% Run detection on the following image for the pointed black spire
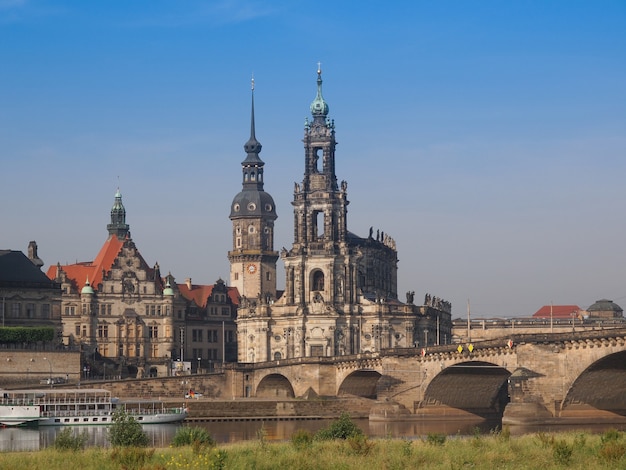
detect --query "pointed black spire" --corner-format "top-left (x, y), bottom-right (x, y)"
top-left (243, 76), bottom-right (263, 161)
top-left (240, 76), bottom-right (265, 190)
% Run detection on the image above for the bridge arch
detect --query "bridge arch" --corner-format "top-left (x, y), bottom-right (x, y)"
top-left (561, 350), bottom-right (626, 416)
top-left (424, 361), bottom-right (511, 417)
top-left (338, 370), bottom-right (382, 398)
top-left (256, 373), bottom-right (295, 398)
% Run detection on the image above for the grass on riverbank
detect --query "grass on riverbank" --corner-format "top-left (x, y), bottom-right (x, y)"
top-left (1, 430), bottom-right (626, 469)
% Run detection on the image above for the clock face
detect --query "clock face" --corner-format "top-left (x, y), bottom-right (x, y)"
top-left (247, 264), bottom-right (257, 274)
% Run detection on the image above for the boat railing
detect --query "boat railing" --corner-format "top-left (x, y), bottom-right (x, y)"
top-left (0, 398), bottom-right (35, 406)
top-left (41, 409), bottom-right (114, 418)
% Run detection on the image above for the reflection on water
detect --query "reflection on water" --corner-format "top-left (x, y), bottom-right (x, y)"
top-left (0, 427), bottom-right (41, 452)
top-left (2, 419), bottom-right (626, 452)
top-left (0, 424), bottom-right (183, 452)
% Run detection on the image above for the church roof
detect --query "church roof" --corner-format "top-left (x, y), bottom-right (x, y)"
top-left (45, 235), bottom-right (126, 291)
top-left (532, 304), bottom-right (581, 319)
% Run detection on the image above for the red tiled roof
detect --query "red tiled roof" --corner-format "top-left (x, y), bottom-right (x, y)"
top-left (227, 287), bottom-right (240, 305)
top-left (177, 283), bottom-right (214, 308)
top-left (532, 305), bottom-right (581, 319)
top-left (46, 235), bottom-right (125, 291)
top-left (177, 283), bottom-right (240, 308)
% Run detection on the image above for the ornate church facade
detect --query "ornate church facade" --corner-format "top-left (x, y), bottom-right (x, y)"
top-left (233, 69), bottom-right (452, 363)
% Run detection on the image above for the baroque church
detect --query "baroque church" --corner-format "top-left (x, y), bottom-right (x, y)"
top-left (232, 69), bottom-right (452, 363)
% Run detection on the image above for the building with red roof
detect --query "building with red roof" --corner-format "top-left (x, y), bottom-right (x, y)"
top-left (47, 190), bottom-right (239, 378)
top-left (532, 305), bottom-right (581, 319)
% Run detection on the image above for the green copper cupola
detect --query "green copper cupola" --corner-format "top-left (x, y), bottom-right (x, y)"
top-left (107, 188), bottom-right (130, 239)
top-left (310, 64), bottom-right (329, 119)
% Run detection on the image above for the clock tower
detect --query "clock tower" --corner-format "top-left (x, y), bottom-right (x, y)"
top-left (228, 79), bottom-right (278, 300)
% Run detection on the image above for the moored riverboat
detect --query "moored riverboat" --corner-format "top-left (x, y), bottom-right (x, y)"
top-left (0, 389), bottom-right (187, 426)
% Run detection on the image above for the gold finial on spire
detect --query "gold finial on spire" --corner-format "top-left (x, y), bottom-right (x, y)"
top-left (317, 61), bottom-right (321, 74)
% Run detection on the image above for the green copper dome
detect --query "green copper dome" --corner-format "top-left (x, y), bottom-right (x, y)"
top-left (81, 278), bottom-right (95, 295)
top-left (310, 67), bottom-right (329, 117)
top-left (163, 280), bottom-right (174, 297)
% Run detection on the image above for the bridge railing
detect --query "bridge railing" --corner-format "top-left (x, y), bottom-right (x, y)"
top-left (231, 351), bottom-right (380, 370)
top-left (383, 327), bottom-right (626, 358)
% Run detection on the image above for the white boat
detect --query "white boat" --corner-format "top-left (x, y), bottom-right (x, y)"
top-left (0, 389), bottom-right (188, 426)
top-left (0, 391), bottom-right (40, 426)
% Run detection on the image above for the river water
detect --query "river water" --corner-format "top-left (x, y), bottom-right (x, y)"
top-left (2, 418), bottom-right (626, 452)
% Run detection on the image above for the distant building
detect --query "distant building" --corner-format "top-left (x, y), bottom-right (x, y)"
top-left (233, 70), bottom-right (452, 363)
top-left (177, 278), bottom-right (239, 368)
top-left (0, 244), bottom-right (62, 335)
top-left (532, 304), bottom-right (582, 320)
top-left (586, 299), bottom-right (623, 319)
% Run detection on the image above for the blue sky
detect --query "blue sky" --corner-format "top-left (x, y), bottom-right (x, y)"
top-left (1, 0), bottom-right (625, 318)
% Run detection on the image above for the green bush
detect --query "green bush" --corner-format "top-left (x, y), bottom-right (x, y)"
top-left (600, 428), bottom-right (622, 444)
top-left (291, 429), bottom-right (313, 449)
top-left (552, 439), bottom-right (573, 465)
top-left (53, 427), bottom-right (88, 451)
top-left (108, 409), bottom-right (149, 447)
top-left (425, 433), bottom-right (447, 446)
top-left (171, 426), bottom-right (215, 449)
top-left (315, 413), bottom-right (363, 440)
top-left (0, 326), bottom-right (54, 343)
top-left (574, 432), bottom-right (587, 449)
top-left (401, 438), bottom-right (412, 456)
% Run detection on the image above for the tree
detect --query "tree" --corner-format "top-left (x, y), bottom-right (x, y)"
top-left (108, 408), bottom-right (149, 447)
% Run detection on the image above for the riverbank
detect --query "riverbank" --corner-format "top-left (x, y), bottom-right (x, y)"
top-left (1, 430), bottom-right (625, 469)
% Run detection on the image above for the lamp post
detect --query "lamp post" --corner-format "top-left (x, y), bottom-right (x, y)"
top-left (179, 327), bottom-right (184, 363)
top-left (42, 357), bottom-right (52, 388)
top-left (197, 357), bottom-right (201, 374)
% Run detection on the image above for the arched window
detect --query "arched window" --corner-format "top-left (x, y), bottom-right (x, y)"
top-left (313, 147), bottom-right (322, 172)
top-left (313, 270), bottom-right (324, 291)
top-left (273, 351), bottom-right (282, 361)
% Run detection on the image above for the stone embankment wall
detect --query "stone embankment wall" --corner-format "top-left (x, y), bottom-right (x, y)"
top-left (170, 397), bottom-right (375, 420)
top-left (92, 372), bottom-right (232, 400)
top-left (0, 351), bottom-right (80, 387)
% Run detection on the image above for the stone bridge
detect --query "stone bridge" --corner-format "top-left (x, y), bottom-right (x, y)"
top-left (234, 328), bottom-right (626, 423)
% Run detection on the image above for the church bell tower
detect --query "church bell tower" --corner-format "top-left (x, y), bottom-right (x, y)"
top-left (282, 66), bottom-right (356, 310)
top-left (228, 78), bottom-right (278, 300)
